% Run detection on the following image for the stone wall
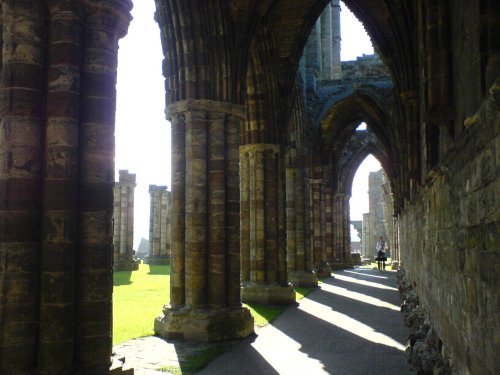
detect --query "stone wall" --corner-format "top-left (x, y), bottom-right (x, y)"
top-left (399, 88), bottom-right (499, 374)
top-left (340, 54), bottom-right (390, 80)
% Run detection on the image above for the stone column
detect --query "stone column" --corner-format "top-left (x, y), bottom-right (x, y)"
top-left (148, 185), bottom-right (171, 265)
top-left (0, 1), bottom-right (133, 373)
top-left (342, 193), bottom-right (352, 265)
top-left (310, 179), bottom-right (331, 278)
top-left (333, 192), bottom-right (352, 267)
top-left (324, 186), bottom-right (334, 263)
top-left (362, 213), bottom-right (371, 258)
top-left (320, 5), bottom-right (333, 80)
top-left (76, 2), bottom-right (132, 371)
top-left (113, 170), bottom-right (137, 271)
top-left (331, 0), bottom-right (342, 79)
top-left (285, 150), bottom-right (318, 287)
top-left (240, 144), bottom-right (296, 304)
top-left (154, 100), bottom-right (254, 342)
top-left (0, 2), bottom-right (45, 372)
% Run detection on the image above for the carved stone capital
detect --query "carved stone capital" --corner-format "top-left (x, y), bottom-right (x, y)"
top-left (167, 99), bottom-right (246, 122)
top-left (239, 143), bottom-right (280, 159)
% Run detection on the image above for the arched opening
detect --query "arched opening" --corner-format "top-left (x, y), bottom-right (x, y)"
top-left (349, 154), bottom-right (381, 258)
top-left (112, 1), bottom-right (171, 346)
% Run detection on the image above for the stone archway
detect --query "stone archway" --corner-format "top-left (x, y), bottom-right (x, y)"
top-left (0, 1), bottom-right (498, 374)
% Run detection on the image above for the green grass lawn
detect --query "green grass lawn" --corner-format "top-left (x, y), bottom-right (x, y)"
top-left (113, 265), bottom-right (317, 373)
top-left (113, 264), bottom-right (315, 344)
top-left (113, 263), bottom-right (170, 345)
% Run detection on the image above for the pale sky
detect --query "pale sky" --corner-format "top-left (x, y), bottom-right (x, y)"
top-left (115, 1), bottom-right (378, 248)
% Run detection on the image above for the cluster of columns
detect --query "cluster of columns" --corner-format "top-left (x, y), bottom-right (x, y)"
top-left (113, 170), bottom-right (138, 271)
top-left (154, 105), bottom-right (357, 341)
top-left (148, 185), bottom-right (172, 264)
top-left (239, 144), bottom-right (295, 304)
top-left (285, 150), bottom-right (318, 287)
top-left (0, 0), bottom-right (133, 373)
top-left (154, 100), bottom-right (255, 342)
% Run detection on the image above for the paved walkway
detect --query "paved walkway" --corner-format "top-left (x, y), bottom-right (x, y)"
top-left (114, 267), bottom-right (415, 374)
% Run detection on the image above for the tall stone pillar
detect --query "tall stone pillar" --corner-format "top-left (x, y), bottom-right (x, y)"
top-left (381, 174), bottom-right (395, 258)
top-left (310, 179), bottom-right (332, 277)
top-left (154, 100), bottom-right (254, 341)
top-left (362, 213), bottom-right (371, 258)
top-left (76, 2), bottom-right (132, 371)
top-left (240, 144), bottom-right (296, 304)
top-left (342, 193), bottom-right (352, 264)
top-left (333, 192), bottom-right (352, 267)
top-left (320, 5), bottom-right (333, 80)
top-left (285, 150), bottom-right (318, 287)
top-left (113, 170), bottom-right (137, 271)
top-left (148, 185), bottom-right (171, 265)
top-left (0, 2), bottom-right (45, 372)
top-left (331, 0), bottom-right (342, 79)
top-left (324, 185), bottom-right (334, 263)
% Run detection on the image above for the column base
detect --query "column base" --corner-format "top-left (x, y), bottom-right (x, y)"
top-left (146, 256), bottom-right (170, 265)
top-left (288, 271), bottom-right (318, 288)
top-left (315, 261), bottom-right (332, 279)
top-left (241, 282), bottom-right (296, 305)
top-left (329, 261), bottom-right (355, 271)
top-left (114, 258), bottom-right (139, 272)
top-left (154, 306), bottom-right (254, 342)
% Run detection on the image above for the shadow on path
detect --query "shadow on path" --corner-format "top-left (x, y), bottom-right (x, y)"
top-left (196, 268), bottom-right (414, 375)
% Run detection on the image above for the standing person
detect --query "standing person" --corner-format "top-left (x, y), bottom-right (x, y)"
top-left (375, 236), bottom-right (388, 271)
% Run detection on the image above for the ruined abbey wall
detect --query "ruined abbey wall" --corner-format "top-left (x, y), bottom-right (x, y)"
top-left (399, 70), bottom-right (499, 375)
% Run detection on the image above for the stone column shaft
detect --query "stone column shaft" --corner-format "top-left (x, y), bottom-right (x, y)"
top-left (240, 144), bottom-right (295, 304)
top-left (286, 157), bottom-right (317, 287)
top-left (342, 193), bottom-right (351, 262)
top-left (286, 165), bottom-right (297, 271)
top-left (155, 100), bottom-right (253, 342)
top-left (324, 186), bottom-right (334, 262)
top-left (295, 166), bottom-right (308, 271)
top-left (320, 5), bottom-right (333, 80)
top-left (0, 2), bottom-right (45, 372)
top-left (184, 109), bottom-right (209, 308)
top-left (331, 0), bottom-right (342, 79)
top-left (76, 2), bottom-right (131, 370)
top-left (310, 179), bottom-right (323, 266)
top-left (333, 193), bottom-right (344, 260)
top-left (170, 113), bottom-right (186, 308)
top-left (113, 170), bottom-right (136, 270)
top-left (148, 187), bottom-right (171, 260)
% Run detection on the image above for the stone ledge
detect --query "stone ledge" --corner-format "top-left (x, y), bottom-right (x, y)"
top-left (241, 282), bottom-right (296, 305)
top-left (154, 306), bottom-right (254, 342)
